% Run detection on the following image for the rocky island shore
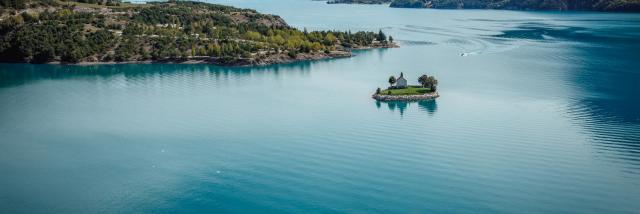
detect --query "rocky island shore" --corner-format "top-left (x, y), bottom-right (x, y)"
top-left (372, 73), bottom-right (439, 101)
top-left (372, 91), bottom-right (439, 101)
top-left (0, 0), bottom-right (397, 66)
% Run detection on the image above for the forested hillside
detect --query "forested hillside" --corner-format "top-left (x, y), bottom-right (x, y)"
top-left (0, 0), bottom-right (394, 65)
top-left (391, 0), bottom-right (640, 11)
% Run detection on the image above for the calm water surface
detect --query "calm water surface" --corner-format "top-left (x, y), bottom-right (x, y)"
top-left (1, 0), bottom-right (639, 213)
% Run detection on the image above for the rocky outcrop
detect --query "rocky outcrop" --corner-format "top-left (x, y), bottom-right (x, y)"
top-left (230, 12), bottom-right (289, 28)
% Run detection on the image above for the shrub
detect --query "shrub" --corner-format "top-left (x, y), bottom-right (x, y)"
top-left (287, 51), bottom-right (297, 58)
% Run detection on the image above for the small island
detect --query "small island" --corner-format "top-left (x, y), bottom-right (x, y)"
top-left (372, 72), bottom-right (439, 101)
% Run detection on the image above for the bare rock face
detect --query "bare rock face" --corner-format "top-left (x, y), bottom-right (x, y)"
top-left (230, 12), bottom-right (289, 28)
top-left (263, 15), bottom-right (289, 28)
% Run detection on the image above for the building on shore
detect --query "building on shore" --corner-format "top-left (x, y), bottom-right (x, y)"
top-left (396, 72), bottom-right (407, 88)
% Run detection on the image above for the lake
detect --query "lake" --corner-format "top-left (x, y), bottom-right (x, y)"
top-left (1, 0), bottom-right (639, 213)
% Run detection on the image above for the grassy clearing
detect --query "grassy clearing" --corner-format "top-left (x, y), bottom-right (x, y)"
top-left (380, 85), bottom-right (432, 95)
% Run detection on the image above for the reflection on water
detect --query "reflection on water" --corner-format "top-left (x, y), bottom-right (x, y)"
top-left (562, 24), bottom-right (640, 168)
top-left (491, 20), bottom-right (640, 169)
top-left (418, 99), bottom-right (437, 115)
top-left (0, 60), bottom-right (330, 89)
top-left (375, 99), bottom-right (437, 116)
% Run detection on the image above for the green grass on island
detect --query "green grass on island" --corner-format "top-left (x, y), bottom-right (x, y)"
top-left (380, 86), bottom-right (432, 95)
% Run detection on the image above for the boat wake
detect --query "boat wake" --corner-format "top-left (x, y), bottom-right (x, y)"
top-left (399, 24), bottom-right (523, 57)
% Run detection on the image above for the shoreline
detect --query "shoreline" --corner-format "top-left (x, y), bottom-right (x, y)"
top-left (372, 92), bottom-right (439, 101)
top-left (324, 0), bottom-right (640, 12)
top-left (3, 45), bottom-right (398, 67)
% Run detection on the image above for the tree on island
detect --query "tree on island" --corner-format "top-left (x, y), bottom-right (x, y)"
top-left (418, 74), bottom-right (438, 91)
top-left (378, 30), bottom-right (387, 43)
top-left (389, 36), bottom-right (394, 44)
top-left (418, 75), bottom-right (429, 87)
top-left (428, 76), bottom-right (438, 91)
top-left (388, 75), bottom-right (396, 88)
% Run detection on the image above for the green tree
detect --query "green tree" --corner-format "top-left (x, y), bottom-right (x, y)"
top-left (0, 0), bottom-right (26, 9)
top-left (388, 75), bottom-right (396, 88)
top-left (418, 74), bottom-right (438, 91)
top-left (418, 74), bottom-right (429, 88)
top-left (61, 47), bottom-right (83, 63)
top-left (33, 47), bottom-right (55, 63)
top-left (427, 76), bottom-right (438, 91)
top-left (377, 30), bottom-right (387, 42)
top-left (287, 50), bottom-right (297, 58)
top-left (323, 32), bottom-right (337, 46)
top-left (207, 43), bottom-right (222, 57)
top-left (244, 31), bottom-right (261, 41)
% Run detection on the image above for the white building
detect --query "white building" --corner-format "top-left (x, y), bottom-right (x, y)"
top-left (396, 72), bottom-right (407, 88)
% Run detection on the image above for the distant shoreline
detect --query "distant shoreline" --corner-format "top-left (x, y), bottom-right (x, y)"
top-left (325, 0), bottom-right (640, 12)
top-left (35, 51), bottom-right (352, 67)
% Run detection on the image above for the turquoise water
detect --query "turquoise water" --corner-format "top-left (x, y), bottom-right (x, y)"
top-left (1, 0), bottom-right (640, 213)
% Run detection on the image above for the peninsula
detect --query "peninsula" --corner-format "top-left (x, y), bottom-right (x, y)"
top-left (0, 0), bottom-right (397, 66)
top-left (327, 0), bottom-right (640, 12)
top-left (372, 72), bottom-right (439, 101)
